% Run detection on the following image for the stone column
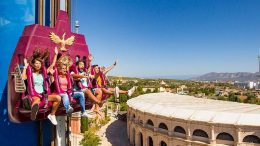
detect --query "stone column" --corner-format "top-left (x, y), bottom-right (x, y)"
top-left (153, 135), bottom-right (159, 146)
top-left (186, 123), bottom-right (191, 140)
top-left (129, 126), bottom-right (133, 145)
top-left (70, 112), bottom-right (81, 134)
top-left (185, 122), bottom-right (192, 146)
top-left (209, 125), bottom-right (216, 145)
top-left (142, 130), bottom-right (147, 146)
top-left (135, 132), bottom-right (139, 146)
top-left (127, 122), bottom-right (130, 139)
top-left (235, 127), bottom-right (242, 146)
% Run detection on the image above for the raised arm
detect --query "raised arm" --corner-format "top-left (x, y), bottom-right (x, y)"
top-left (22, 58), bottom-right (29, 80)
top-left (86, 54), bottom-right (93, 74)
top-left (50, 47), bottom-right (58, 68)
top-left (47, 47), bottom-right (58, 74)
top-left (48, 67), bottom-right (55, 83)
top-left (71, 73), bottom-right (88, 80)
top-left (104, 60), bottom-right (118, 74)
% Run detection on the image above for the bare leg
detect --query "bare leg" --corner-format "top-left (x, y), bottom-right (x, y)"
top-left (94, 89), bottom-right (104, 118)
top-left (95, 88), bottom-right (102, 101)
top-left (108, 87), bottom-right (128, 94)
top-left (84, 89), bottom-right (101, 104)
top-left (32, 96), bottom-right (40, 106)
top-left (48, 94), bottom-right (61, 115)
top-left (84, 88), bottom-right (103, 118)
top-left (31, 96), bottom-right (41, 120)
top-left (94, 105), bottom-right (104, 119)
top-left (90, 104), bottom-right (95, 112)
top-left (101, 88), bottom-right (113, 95)
top-left (119, 90), bottom-right (128, 94)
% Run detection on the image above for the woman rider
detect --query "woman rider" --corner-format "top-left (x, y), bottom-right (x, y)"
top-left (22, 48), bottom-right (61, 125)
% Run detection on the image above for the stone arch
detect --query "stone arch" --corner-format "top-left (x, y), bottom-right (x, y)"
top-left (160, 140), bottom-right (167, 146)
top-left (147, 119), bottom-right (154, 126)
top-left (216, 132), bottom-right (234, 145)
top-left (243, 135), bottom-right (260, 144)
top-left (174, 126), bottom-right (186, 134)
top-left (132, 113), bottom-right (136, 119)
top-left (148, 136), bottom-right (153, 146)
top-left (159, 122), bottom-right (168, 130)
top-left (193, 129), bottom-right (209, 138)
top-left (216, 132), bottom-right (234, 141)
top-left (192, 129), bottom-right (209, 143)
top-left (139, 132), bottom-right (144, 146)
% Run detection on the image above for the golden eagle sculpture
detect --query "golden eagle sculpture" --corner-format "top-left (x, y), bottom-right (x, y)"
top-left (49, 32), bottom-right (75, 51)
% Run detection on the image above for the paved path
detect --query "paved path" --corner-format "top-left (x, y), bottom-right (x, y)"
top-left (97, 116), bottom-right (131, 146)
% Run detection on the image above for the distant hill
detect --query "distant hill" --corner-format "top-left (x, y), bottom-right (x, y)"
top-left (191, 72), bottom-right (259, 82)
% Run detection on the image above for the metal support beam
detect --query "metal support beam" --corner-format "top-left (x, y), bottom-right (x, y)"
top-left (66, 116), bottom-right (71, 146)
top-left (38, 121), bottom-right (43, 146)
top-left (56, 116), bottom-right (66, 146)
top-left (51, 124), bottom-right (56, 146)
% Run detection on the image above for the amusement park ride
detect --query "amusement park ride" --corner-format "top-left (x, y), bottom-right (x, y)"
top-left (8, 10), bottom-right (94, 123)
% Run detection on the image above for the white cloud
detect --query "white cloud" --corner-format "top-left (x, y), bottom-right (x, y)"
top-left (23, 8), bottom-right (34, 22)
top-left (0, 17), bottom-right (10, 27)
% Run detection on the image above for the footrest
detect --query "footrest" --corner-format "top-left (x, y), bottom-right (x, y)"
top-left (18, 108), bottom-right (31, 114)
top-left (19, 107), bottom-right (50, 114)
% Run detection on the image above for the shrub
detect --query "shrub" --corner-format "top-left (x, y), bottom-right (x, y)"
top-left (80, 127), bottom-right (101, 146)
top-left (81, 117), bottom-right (89, 133)
top-left (120, 102), bottom-right (128, 111)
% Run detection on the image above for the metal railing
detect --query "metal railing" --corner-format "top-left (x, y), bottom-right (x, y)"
top-left (11, 64), bottom-right (26, 93)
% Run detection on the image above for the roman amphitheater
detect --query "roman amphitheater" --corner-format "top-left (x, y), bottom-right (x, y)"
top-left (127, 92), bottom-right (260, 146)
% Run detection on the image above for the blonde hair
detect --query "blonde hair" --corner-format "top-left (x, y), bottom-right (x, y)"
top-left (57, 55), bottom-right (73, 68)
top-left (57, 63), bottom-right (67, 72)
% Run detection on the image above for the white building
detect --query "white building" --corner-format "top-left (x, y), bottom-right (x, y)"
top-left (248, 81), bottom-right (256, 89)
top-left (127, 93), bottom-right (260, 146)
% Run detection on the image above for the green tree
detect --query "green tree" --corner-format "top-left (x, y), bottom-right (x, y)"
top-left (153, 88), bottom-right (159, 93)
top-left (244, 92), bottom-right (257, 104)
top-left (81, 117), bottom-right (89, 133)
top-left (120, 102), bottom-right (128, 111)
top-left (120, 94), bottom-right (128, 102)
top-left (228, 93), bottom-right (238, 102)
top-left (80, 128), bottom-right (101, 146)
top-left (146, 89), bottom-right (152, 93)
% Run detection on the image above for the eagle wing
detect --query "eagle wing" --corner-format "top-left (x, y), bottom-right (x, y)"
top-left (49, 32), bottom-right (61, 44)
top-left (65, 35), bottom-right (75, 46)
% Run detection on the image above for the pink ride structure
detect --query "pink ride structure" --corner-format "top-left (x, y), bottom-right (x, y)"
top-left (8, 10), bottom-right (94, 123)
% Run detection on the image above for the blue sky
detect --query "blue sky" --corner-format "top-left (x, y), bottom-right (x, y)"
top-left (75, 0), bottom-right (260, 78)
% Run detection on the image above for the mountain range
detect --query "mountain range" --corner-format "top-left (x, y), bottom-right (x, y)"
top-left (191, 72), bottom-right (259, 82)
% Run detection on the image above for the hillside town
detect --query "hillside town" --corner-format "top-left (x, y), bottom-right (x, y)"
top-left (108, 76), bottom-right (260, 105)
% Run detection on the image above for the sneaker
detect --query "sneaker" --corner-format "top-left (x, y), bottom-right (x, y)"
top-left (67, 106), bottom-right (74, 115)
top-left (127, 87), bottom-right (135, 96)
top-left (114, 86), bottom-right (119, 98)
top-left (81, 111), bottom-right (93, 118)
top-left (31, 103), bottom-right (39, 120)
top-left (47, 114), bottom-right (58, 125)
